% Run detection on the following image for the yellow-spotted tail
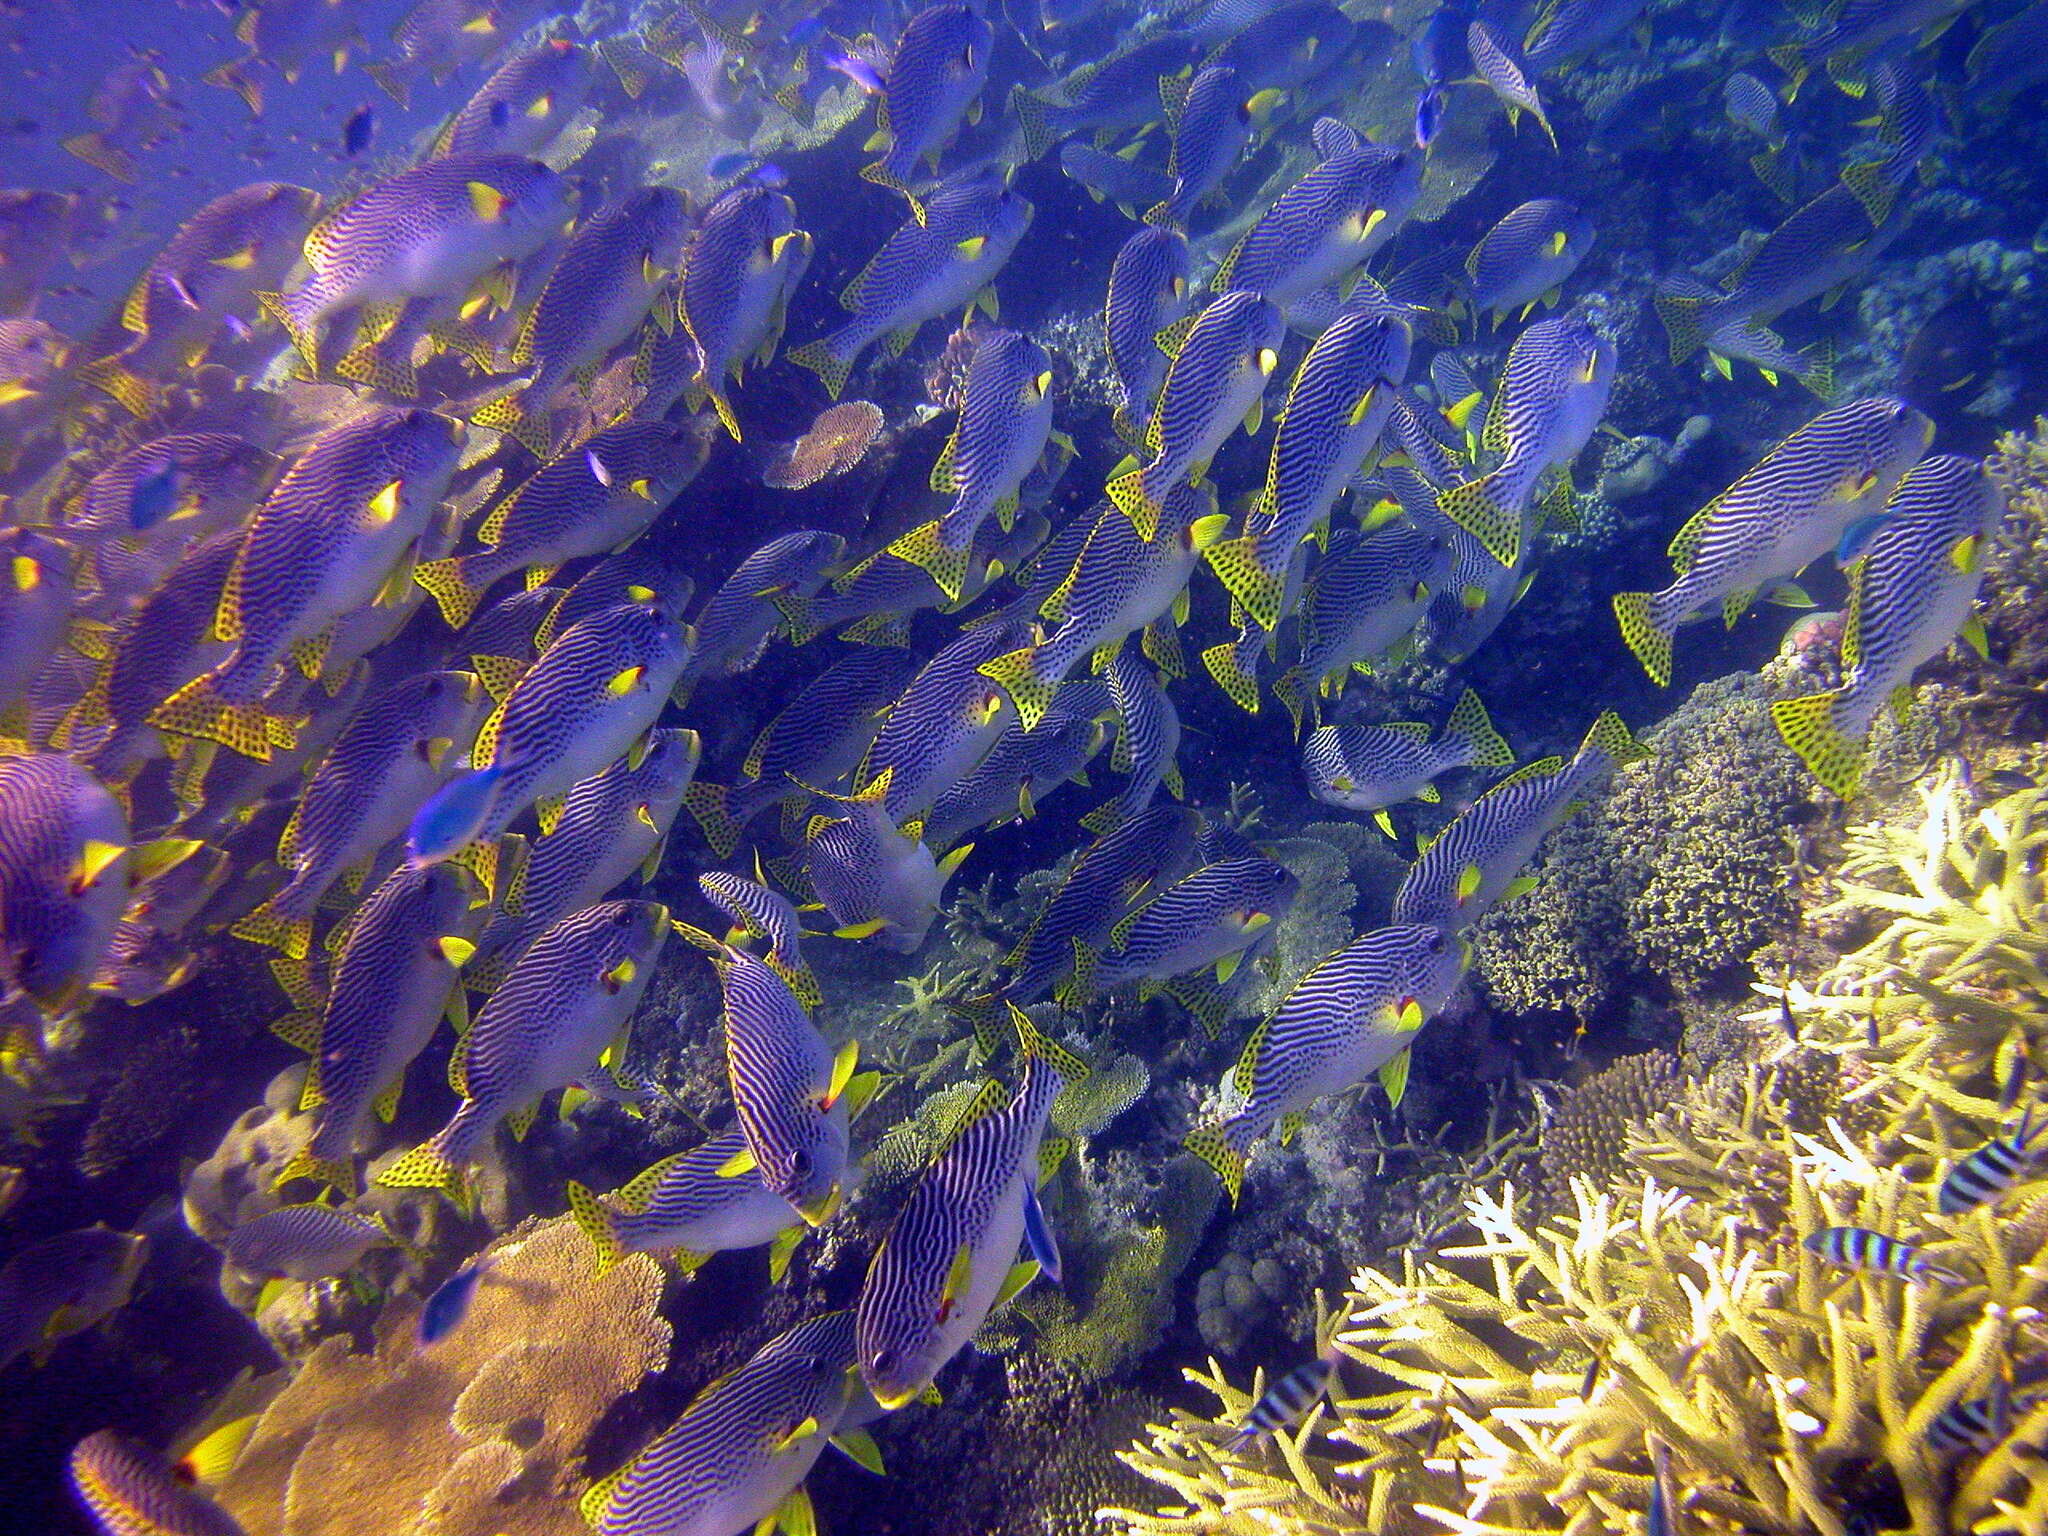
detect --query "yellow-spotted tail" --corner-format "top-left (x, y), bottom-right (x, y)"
top-left (786, 339), bottom-right (852, 401)
top-left (1579, 709), bottom-right (1648, 769)
top-left (1204, 533), bottom-right (1287, 632)
top-left (471, 388), bottom-right (551, 457)
top-left (1651, 286), bottom-right (1711, 365)
top-left (374, 1134), bottom-right (468, 1202)
top-left (76, 355), bottom-right (156, 418)
top-left (272, 1146), bottom-right (358, 1199)
top-left (565, 1179), bottom-right (628, 1275)
top-left (978, 647), bottom-right (1056, 732)
top-left (1610, 591), bottom-right (1674, 687)
top-left (1104, 461), bottom-right (1163, 541)
top-left (886, 519), bottom-right (973, 604)
top-left (1200, 639), bottom-right (1262, 716)
top-left (1183, 1120), bottom-right (1249, 1205)
top-left (412, 556), bottom-right (488, 629)
top-left (1770, 690), bottom-right (1863, 799)
top-left (149, 673), bottom-right (307, 762)
top-left (681, 781), bottom-right (742, 858)
top-left (1445, 688), bottom-right (1514, 769)
top-left (1437, 473), bottom-right (1521, 567)
top-left (230, 898), bottom-right (315, 961)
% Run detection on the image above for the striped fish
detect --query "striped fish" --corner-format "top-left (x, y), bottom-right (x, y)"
top-left (1841, 63), bottom-right (1939, 225)
top-left (1088, 647), bottom-right (1183, 832)
top-left (220, 1202), bottom-right (393, 1282)
top-left (1104, 225), bottom-right (1191, 445)
top-left (406, 598), bottom-right (694, 868)
top-left (149, 408), bottom-right (468, 762)
top-left (0, 1226), bottom-right (148, 1371)
top-left (1466, 19), bottom-right (1556, 148)
top-left (677, 179), bottom-right (813, 441)
top-left (1001, 804), bottom-right (1199, 1005)
top-left (64, 531), bottom-right (240, 787)
top-left (1391, 711), bottom-right (1644, 935)
top-left (1007, 33), bottom-right (1200, 161)
top-left (590, 1310), bottom-right (862, 1536)
top-left (698, 870), bottom-right (818, 1010)
top-left (1613, 398), bottom-right (1933, 686)
top-left (472, 729), bottom-right (701, 986)
top-left (433, 40), bottom-right (592, 160)
top-left (1303, 688), bottom-right (1515, 833)
top-left (1927, 1381), bottom-right (2015, 1457)
top-left (683, 648), bottom-right (917, 858)
top-left (1436, 315), bottom-right (1615, 567)
top-left (1186, 923), bottom-right (1469, 1202)
top-left (1069, 855), bottom-right (1299, 1004)
top-left (861, 620), bottom-right (1033, 822)
top-left (687, 529), bottom-right (845, 681)
top-left (923, 698), bottom-right (1108, 851)
top-left (0, 529), bottom-right (77, 740)
top-left (857, 4), bottom-right (994, 208)
top-left (271, 861), bottom-right (484, 1196)
top-left (786, 173), bottom-right (1032, 401)
top-left (70, 1430), bottom-right (245, 1536)
top-left (472, 186), bottom-right (690, 454)
top-left (1465, 199), bottom-right (1595, 327)
top-left (981, 487), bottom-right (1226, 731)
top-left (567, 1127), bottom-right (807, 1280)
top-left (856, 1008), bottom-right (1085, 1408)
top-left (888, 329), bottom-right (1058, 602)
top-left (233, 670), bottom-right (487, 957)
top-left (71, 432), bottom-right (275, 553)
top-left (1772, 455), bottom-right (1996, 799)
top-left (1214, 122), bottom-right (1420, 313)
top-left (1260, 523), bottom-right (1442, 728)
top-left (803, 771), bottom-right (974, 953)
top-left (1225, 1352), bottom-right (1338, 1451)
top-left (1937, 1111), bottom-right (2046, 1217)
top-left (1148, 64), bottom-right (1267, 229)
top-left (670, 922), bottom-right (856, 1225)
top-left (539, 547), bottom-right (695, 652)
top-left (377, 899), bottom-right (669, 1197)
top-left (0, 756), bottom-right (137, 1019)
top-left (261, 156), bottom-right (569, 374)
top-left (1105, 291), bottom-right (1283, 541)
top-left (780, 509), bottom-right (1048, 647)
top-left (414, 420), bottom-right (706, 628)
top-left (1207, 309), bottom-right (1413, 631)
top-left (1804, 1226), bottom-right (1964, 1285)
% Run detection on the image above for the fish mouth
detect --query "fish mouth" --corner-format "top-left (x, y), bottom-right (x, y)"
top-left (797, 1182), bottom-right (843, 1226)
top-left (870, 1381), bottom-right (921, 1411)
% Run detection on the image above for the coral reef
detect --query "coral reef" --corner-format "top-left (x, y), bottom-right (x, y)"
top-left (1943, 417), bottom-right (2048, 738)
top-left (761, 400), bottom-right (888, 490)
top-left (1534, 1048), bottom-right (1682, 1201)
top-left (210, 1217), bottom-right (670, 1536)
top-left (1472, 671), bottom-right (1818, 1021)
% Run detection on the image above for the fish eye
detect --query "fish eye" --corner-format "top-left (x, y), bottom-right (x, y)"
top-left (1426, 931), bottom-right (1448, 954)
top-left (612, 908), bottom-right (635, 926)
top-left (870, 1347), bottom-right (897, 1375)
top-left (790, 1148), bottom-right (813, 1179)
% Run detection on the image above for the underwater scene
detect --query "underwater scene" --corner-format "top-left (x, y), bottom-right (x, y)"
top-left (5, 0), bottom-right (2048, 1533)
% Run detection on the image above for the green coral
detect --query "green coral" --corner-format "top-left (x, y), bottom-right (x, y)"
top-left (1472, 671), bottom-right (1816, 1021)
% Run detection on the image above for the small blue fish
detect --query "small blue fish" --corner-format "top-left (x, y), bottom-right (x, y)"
top-left (417, 1254), bottom-right (494, 1345)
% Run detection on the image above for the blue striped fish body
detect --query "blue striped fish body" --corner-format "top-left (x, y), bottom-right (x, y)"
top-left (220, 1202), bottom-right (390, 1281)
top-left (804, 775), bottom-right (968, 953)
top-left (266, 156), bottom-right (569, 370)
top-left (982, 488), bottom-right (1224, 731)
top-left (0, 755), bottom-right (131, 1018)
top-left (1771, 455), bottom-right (1996, 799)
top-left (688, 648), bottom-right (918, 853)
top-left (1466, 19), bottom-right (1555, 147)
top-left (71, 433), bottom-right (273, 587)
top-left (680, 926), bottom-right (852, 1223)
top-left (414, 420), bottom-right (705, 628)
top-left (1107, 292), bottom-right (1282, 540)
top-left (277, 861), bottom-right (484, 1195)
top-left (235, 670), bottom-right (487, 956)
top-left (1522, 0), bottom-right (1650, 71)
top-left (1209, 310), bottom-right (1411, 630)
top-left (678, 181), bottom-right (813, 440)
top-left (1105, 225), bottom-right (1192, 443)
top-left (568, 1127), bottom-right (806, 1275)
top-left (923, 701), bottom-right (1108, 851)
top-left (856, 1039), bottom-right (1073, 1407)
top-left (862, 4), bottom-right (993, 196)
top-left (1279, 523), bottom-right (1442, 709)
top-left (788, 509), bottom-right (1046, 642)
top-left (1154, 65), bottom-right (1257, 227)
top-left (1302, 688), bottom-right (1513, 816)
top-left (1187, 922), bottom-right (1466, 1199)
top-left (934, 331), bottom-right (1056, 557)
top-left (1082, 855), bottom-right (1298, 996)
top-left (542, 547), bottom-right (695, 649)
top-left (689, 530), bottom-right (846, 680)
top-left (1436, 315), bottom-right (1614, 567)
top-left (475, 728), bottom-right (700, 979)
top-left (1216, 135), bottom-right (1420, 314)
top-left (0, 1226), bottom-right (148, 1371)
top-left (379, 899), bottom-right (669, 1189)
top-left (1060, 143), bottom-right (1174, 222)
top-left (1613, 398), bottom-right (1933, 686)
top-left (863, 620), bottom-right (1033, 821)
top-left (473, 186), bottom-right (690, 451)
top-left (1093, 647), bottom-right (1183, 829)
top-left (1465, 199), bottom-right (1594, 323)
top-left (433, 40), bottom-right (592, 160)
top-left (1004, 804), bottom-right (1200, 1003)
top-left (70, 1429), bottom-right (244, 1536)
top-left (149, 408), bottom-right (466, 760)
top-left (594, 1311), bottom-right (859, 1536)
top-left (1008, 33), bottom-right (1200, 159)
top-left (407, 599), bottom-right (693, 864)
top-left (1205, 1), bottom-right (1360, 95)
top-left (1937, 1110), bottom-right (2047, 1217)
top-left (1391, 711), bottom-right (1643, 934)
top-left (1804, 1225), bottom-right (1963, 1284)
top-left (786, 175), bottom-right (1032, 400)
top-left (0, 529), bottom-right (77, 733)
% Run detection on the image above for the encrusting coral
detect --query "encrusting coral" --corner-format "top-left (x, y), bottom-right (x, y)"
top-left (1105, 759), bottom-right (2048, 1536)
top-left (207, 1216), bottom-right (670, 1536)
